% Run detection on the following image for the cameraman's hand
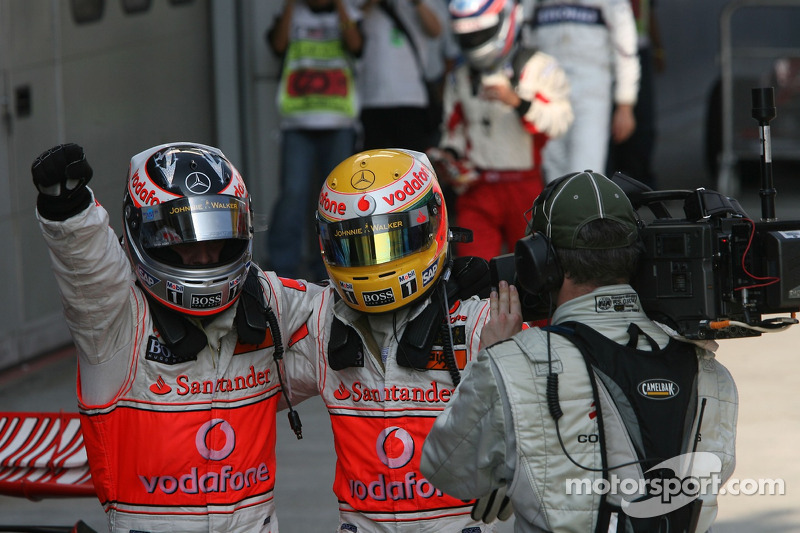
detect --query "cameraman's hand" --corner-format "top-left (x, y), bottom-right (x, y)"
top-left (31, 143), bottom-right (93, 221)
top-left (471, 486), bottom-right (514, 523)
top-left (480, 281), bottom-right (523, 349)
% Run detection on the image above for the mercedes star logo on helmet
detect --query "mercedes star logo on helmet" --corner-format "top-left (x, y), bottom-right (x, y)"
top-left (186, 171), bottom-right (212, 194)
top-left (351, 170), bottom-right (376, 190)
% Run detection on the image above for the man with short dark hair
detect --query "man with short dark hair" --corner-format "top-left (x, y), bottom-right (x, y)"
top-left (421, 171), bottom-right (738, 532)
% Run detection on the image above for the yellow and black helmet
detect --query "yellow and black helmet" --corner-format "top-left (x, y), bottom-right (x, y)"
top-left (316, 149), bottom-right (449, 313)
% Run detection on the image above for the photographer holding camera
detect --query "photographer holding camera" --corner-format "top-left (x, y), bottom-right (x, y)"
top-left (421, 170), bottom-right (738, 532)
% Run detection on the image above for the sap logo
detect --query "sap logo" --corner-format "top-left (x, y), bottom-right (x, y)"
top-left (137, 265), bottom-right (160, 287)
top-left (191, 293), bottom-right (222, 309)
top-left (422, 263), bottom-right (438, 286)
top-left (362, 288), bottom-right (395, 307)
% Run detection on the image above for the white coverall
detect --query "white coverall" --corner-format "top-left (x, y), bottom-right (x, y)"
top-left (37, 193), bottom-right (320, 532)
top-left (525, 0), bottom-right (640, 181)
top-left (421, 285), bottom-right (738, 533)
top-left (285, 286), bottom-right (496, 532)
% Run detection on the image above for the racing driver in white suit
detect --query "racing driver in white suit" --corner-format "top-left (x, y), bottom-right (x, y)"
top-left (284, 148), bottom-right (502, 532)
top-left (431, 0), bottom-right (574, 260)
top-left (32, 142), bottom-right (321, 532)
top-left (524, 0), bottom-right (640, 181)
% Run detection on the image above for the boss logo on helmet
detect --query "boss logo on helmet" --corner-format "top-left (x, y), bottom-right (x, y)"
top-left (362, 288), bottom-right (396, 307)
top-left (191, 293), bottom-right (223, 309)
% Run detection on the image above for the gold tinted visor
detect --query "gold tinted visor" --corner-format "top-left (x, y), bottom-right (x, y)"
top-left (319, 206), bottom-right (441, 268)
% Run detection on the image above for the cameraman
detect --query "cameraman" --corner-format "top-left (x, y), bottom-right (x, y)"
top-left (421, 171), bottom-right (738, 532)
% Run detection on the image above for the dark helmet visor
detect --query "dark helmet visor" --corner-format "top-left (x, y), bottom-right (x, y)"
top-left (456, 24), bottom-right (499, 50)
top-left (139, 195), bottom-right (251, 249)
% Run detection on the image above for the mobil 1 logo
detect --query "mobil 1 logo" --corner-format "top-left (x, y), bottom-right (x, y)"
top-left (166, 281), bottom-right (184, 306)
top-left (398, 270), bottom-right (418, 299)
top-left (339, 281), bottom-right (358, 306)
top-left (362, 288), bottom-right (396, 307)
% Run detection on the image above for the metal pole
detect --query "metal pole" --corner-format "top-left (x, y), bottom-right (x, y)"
top-left (751, 87), bottom-right (777, 221)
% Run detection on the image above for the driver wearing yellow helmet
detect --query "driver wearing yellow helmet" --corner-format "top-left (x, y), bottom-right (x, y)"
top-left (284, 148), bottom-right (503, 532)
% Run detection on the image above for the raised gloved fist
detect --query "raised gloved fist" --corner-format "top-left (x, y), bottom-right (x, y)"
top-left (32, 143), bottom-right (93, 197)
top-left (471, 486), bottom-right (514, 523)
top-left (31, 143), bottom-right (94, 221)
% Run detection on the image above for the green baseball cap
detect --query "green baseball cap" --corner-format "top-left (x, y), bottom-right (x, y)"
top-left (529, 171), bottom-right (639, 249)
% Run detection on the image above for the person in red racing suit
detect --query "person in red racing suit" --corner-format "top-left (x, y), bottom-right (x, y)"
top-left (31, 143), bottom-right (321, 533)
top-left (283, 148), bottom-right (505, 532)
top-left (427, 0), bottom-right (573, 261)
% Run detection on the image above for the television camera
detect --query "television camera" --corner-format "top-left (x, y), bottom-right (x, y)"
top-left (490, 87), bottom-right (800, 340)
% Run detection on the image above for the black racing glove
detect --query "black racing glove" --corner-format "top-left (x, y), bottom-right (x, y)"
top-left (31, 143), bottom-right (93, 221)
top-left (446, 255), bottom-right (491, 301)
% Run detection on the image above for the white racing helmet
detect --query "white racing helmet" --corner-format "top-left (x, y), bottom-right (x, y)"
top-left (450, 0), bottom-right (523, 71)
top-left (122, 142), bottom-right (253, 316)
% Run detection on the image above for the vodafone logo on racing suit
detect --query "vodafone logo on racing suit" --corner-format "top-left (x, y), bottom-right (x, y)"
top-left (196, 419), bottom-right (236, 460)
top-left (376, 427), bottom-right (414, 469)
top-left (138, 419), bottom-right (271, 496)
top-left (348, 426), bottom-right (443, 503)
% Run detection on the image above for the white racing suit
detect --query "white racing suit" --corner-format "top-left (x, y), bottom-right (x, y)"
top-left (524, 0), bottom-right (640, 180)
top-left (421, 285), bottom-right (738, 532)
top-left (37, 192), bottom-right (321, 533)
top-left (440, 49), bottom-right (573, 259)
top-left (285, 286), bottom-right (494, 532)
top-left (441, 49), bottom-right (573, 175)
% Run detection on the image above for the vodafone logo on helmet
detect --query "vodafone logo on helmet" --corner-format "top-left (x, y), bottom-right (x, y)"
top-left (196, 419), bottom-right (236, 461)
top-left (129, 169), bottom-right (177, 206)
top-left (319, 190), bottom-right (347, 217)
top-left (376, 427), bottom-right (415, 469)
top-left (381, 166), bottom-right (432, 207)
top-left (355, 194), bottom-right (377, 216)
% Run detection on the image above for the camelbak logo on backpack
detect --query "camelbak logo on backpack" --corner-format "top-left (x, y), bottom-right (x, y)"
top-left (638, 379), bottom-right (679, 400)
